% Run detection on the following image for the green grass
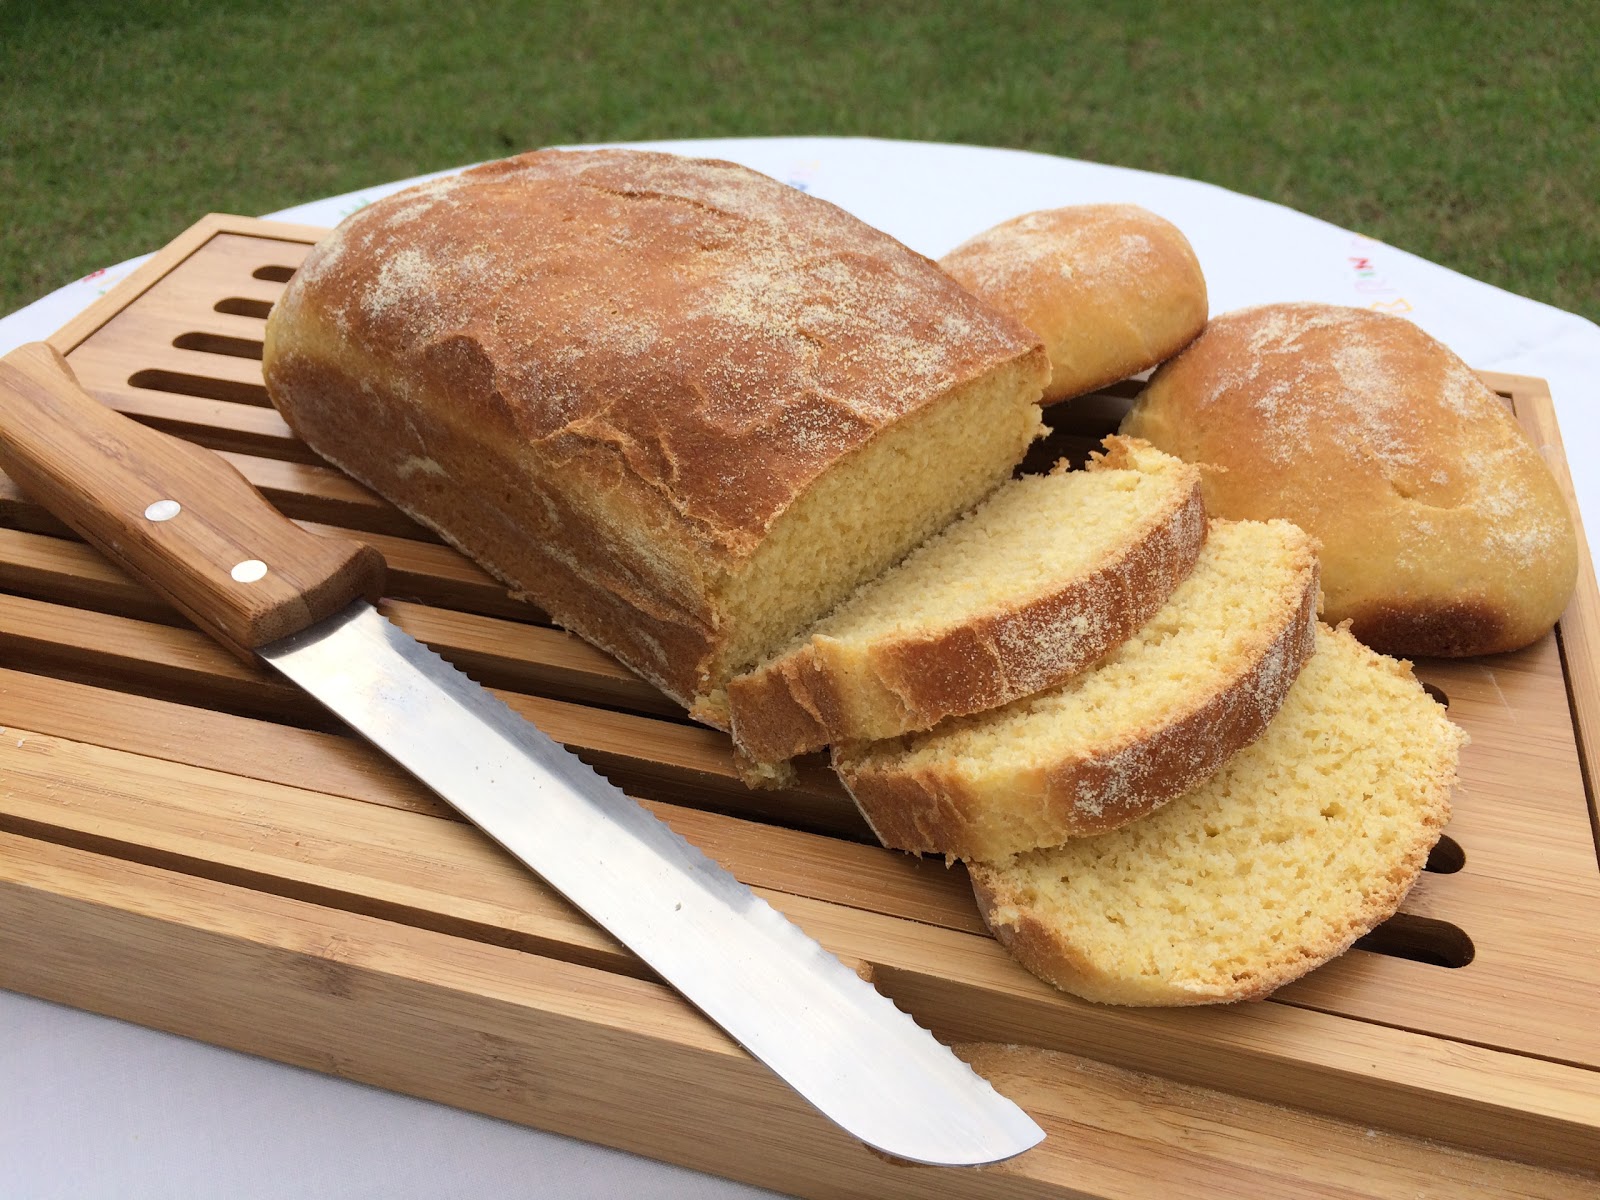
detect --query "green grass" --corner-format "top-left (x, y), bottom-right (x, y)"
top-left (3, 0), bottom-right (1597, 324)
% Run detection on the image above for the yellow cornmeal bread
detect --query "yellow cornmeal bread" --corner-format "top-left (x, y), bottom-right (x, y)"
top-left (834, 519), bottom-right (1319, 860)
top-left (726, 438), bottom-right (1204, 768)
top-left (264, 149), bottom-right (1048, 729)
top-left (969, 623), bottom-right (1466, 1006)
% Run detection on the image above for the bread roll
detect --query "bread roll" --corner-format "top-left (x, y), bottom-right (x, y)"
top-left (939, 204), bottom-right (1208, 404)
top-left (264, 149), bottom-right (1049, 722)
top-left (1121, 303), bottom-right (1578, 657)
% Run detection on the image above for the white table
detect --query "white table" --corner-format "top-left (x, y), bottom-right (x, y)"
top-left (3, 136), bottom-right (1596, 1199)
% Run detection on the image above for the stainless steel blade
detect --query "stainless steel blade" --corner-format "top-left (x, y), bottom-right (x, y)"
top-left (261, 600), bottom-right (1044, 1166)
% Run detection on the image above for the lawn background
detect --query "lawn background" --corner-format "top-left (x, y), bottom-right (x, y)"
top-left (4, 0), bottom-right (1596, 326)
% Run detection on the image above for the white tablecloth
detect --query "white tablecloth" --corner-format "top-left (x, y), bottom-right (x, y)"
top-left (3, 136), bottom-right (1596, 1199)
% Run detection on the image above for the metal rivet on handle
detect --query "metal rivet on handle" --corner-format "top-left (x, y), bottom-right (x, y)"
top-left (144, 499), bottom-right (181, 522)
top-left (231, 559), bottom-right (268, 584)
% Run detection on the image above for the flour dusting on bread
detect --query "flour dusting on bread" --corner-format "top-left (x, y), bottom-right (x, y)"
top-left (1123, 302), bottom-right (1578, 656)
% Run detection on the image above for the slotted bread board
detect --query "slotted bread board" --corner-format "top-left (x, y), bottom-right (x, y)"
top-left (3, 215), bottom-right (1598, 1198)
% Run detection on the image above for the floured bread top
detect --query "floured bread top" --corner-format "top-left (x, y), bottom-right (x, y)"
top-left (940, 204), bottom-right (1208, 402)
top-left (272, 148), bottom-right (1042, 561)
top-left (1121, 302), bottom-right (1579, 655)
top-left (942, 203), bottom-right (1185, 301)
top-left (1133, 303), bottom-right (1533, 509)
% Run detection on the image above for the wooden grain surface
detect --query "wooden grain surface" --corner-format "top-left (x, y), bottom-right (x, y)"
top-left (1, 214), bottom-right (1596, 1198)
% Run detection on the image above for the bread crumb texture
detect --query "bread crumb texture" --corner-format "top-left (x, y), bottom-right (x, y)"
top-left (725, 438), bottom-right (1205, 761)
top-left (940, 204), bottom-right (1208, 401)
top-left (1121, 302), bottom-right (1578, 656)
top-left (835, 518), bottom-right (1320, 859)
top-left (799, 440), bottom-right (1195, 640)
top-left (969, 623), bottom-right (1466, 1006)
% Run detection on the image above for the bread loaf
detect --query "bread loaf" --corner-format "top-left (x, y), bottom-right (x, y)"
top-left (834, 519), bottom-right (1320, 861)
top-left (725, 438), bottom-right (1205, 767)
top-left (1121, 302), bottom-right (1579, 657)
top-left (969, 623), bottom-right (1466, 1006)
top-left (939, 204), bottom-right (1208, 404)
top-left (264, 149), bottom-right (1049, 722)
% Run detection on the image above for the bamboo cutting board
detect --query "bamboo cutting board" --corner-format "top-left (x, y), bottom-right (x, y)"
top-left (2, 215), bottom-right (1598, 1198)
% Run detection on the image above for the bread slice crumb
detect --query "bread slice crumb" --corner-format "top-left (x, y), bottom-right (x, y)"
top-left (969, 623), bottom-right (1465, 1005)
top-left (834, 518), bottom-right (1320, 860)
top-left (726, 438), bottom-right (1205, 768)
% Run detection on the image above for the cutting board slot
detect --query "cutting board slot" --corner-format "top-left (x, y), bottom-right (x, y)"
top-left (214, 297), bottom-right (274, 320)
top-left (252, 264), bottom-right (297, 283)
top-left (0, 525), bottom-right (191, 628)
top-left (1354, 913), bottom-right (1475, 968)
top-left (1, 485), bottom-right (555, 623)
top-left (0, 721), bottom-right (957, 972)
top-left (37, 824), bottom-right (657, 983)
top-left (102, 387), bottom-right (318, 464)
top-left (128, 367), bottom-right (271, 407)
top-left (0, 586), bottom-right (681, 732)
top-left (1426, 834), bottom-right (1466, 873)
top-left (0, 782), bottom-right (654, 985)
top-left (0, 609), bottom-right (340, 732)
top-left (171, 331), bottom-right (265, 361)
top-left (211, 451), bottom-right (442, 541)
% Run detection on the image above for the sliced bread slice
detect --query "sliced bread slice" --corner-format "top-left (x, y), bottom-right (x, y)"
top-left (968, 623), bottom-right (1466, 1006)
top-left (725, 437), bottom-right (1205, 768)
top-left (833, 518), bottom-right (1320, 860)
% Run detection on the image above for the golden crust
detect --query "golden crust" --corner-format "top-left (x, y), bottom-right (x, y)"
top-left (969, 624), bottom-right (1462, 1006)
top-left (724, 440), bottom-right (1207, 763)
top-left (1121, 302), bottom-right (1579, 657)
top-left (834, 521), bottom-right (1322, 861)
top-left (940, 204), bottom-right (1209, 403)
top-left (264, 148), bottom-right (1045, 710)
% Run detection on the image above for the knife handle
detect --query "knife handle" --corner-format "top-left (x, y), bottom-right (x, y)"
top-left (0, 341), bottom-right (385, 660)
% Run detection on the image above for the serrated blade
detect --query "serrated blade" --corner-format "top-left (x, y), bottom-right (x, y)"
top-left (260, 600), bottom-right (1044, 1166)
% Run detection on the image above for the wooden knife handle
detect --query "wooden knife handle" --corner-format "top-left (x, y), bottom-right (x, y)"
top-left (0, 341), bottom-right (385, 659)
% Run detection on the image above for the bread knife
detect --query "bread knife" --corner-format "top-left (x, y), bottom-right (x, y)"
top-left (0, 341), bottom-right (1044, 1167)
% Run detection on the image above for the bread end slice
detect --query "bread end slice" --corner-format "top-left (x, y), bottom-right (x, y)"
top-left (969, 623), bottom-right (1465, 1005)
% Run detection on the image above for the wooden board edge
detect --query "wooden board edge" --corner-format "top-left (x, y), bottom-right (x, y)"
top-left (46, 214), bottom-right (329, 356)
top-left (6, 717), bottom-right (1599, 1177)
top-left (5, 830), bottom-right (1596, 1200)
top-left (1503, 375), bottom-right (1600, 868)
top-left (208, 213), bottom-right (336, 244)
top-left (1478, 368), bottom-right (1549, 397)
top-left (0, 830), bottom-right (861, 1199)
